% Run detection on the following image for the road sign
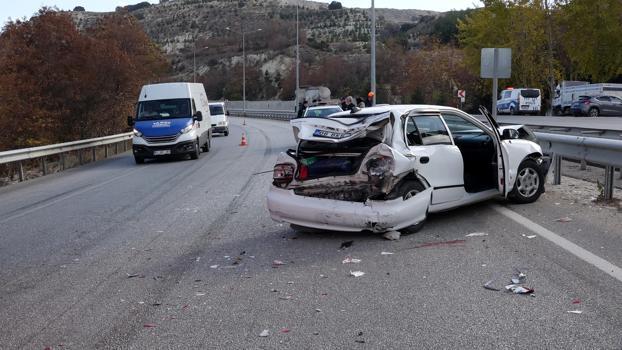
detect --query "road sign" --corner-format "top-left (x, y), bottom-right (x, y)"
top-left (457, 90), bottom-right (465, 99)
top-left (481, 48), bottom-right (512, 119)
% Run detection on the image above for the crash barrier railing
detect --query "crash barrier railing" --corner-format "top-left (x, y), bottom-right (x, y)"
top-left (229, 109), bottom-right (296, 120)
top-left (535, 132), bottom-right (622, 200)
top-left (0, 133), bottom-right (133, 183)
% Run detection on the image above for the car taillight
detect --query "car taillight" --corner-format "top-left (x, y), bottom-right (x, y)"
top-left (298, 165), bottom-right (308, 180)
top-left (273, 163), bottom-right (295, 187)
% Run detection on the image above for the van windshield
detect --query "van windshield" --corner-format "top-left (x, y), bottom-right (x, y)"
top-left (209, 105), bottom-right (224, 115)
top-left (520, 89), bottom-right (540, 98)
top-left (136, 99), bottom-right (191, 120)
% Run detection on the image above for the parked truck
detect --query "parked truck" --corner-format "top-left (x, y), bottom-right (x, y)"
top-left (553, 81), bottom-right (622, 115)
top-left (296, 86), bottom-right (333, 106)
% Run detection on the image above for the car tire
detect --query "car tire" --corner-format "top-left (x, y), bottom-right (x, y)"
top-left (397, 180), bottom-right (427, 235)
top-left (134, 156), bottom-right (144, 164)
top-left (509, 159), bottom-right (544, 204)
top-left (224, 129), bottom-right (229, 137)
top-left (509, 107), bottom-right (516, 115)
top-left (588, 107), bottom-right (599, 117)
top-left (190, 140), bottom-right (200, 160)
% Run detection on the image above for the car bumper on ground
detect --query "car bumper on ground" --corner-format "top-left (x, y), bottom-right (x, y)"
top-left (266, 186), bottom-right (432, 233)
top-left (132, 140), bottom-right (196, 158)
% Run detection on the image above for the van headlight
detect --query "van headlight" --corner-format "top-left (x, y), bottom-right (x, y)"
top-left (181, 124), bottom-right (195, 134)
top-left (133, 129), bottom-right (143, 137)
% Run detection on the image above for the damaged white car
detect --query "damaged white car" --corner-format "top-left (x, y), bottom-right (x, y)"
top-left (267, 105), bottom-right (551, 234)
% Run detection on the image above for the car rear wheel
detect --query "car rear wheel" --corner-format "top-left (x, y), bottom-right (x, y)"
top-left (509, 159), bottom-right (544, 204)
top-left (224, 129), bottom-right (229, 136)
top-left (588, 107), bottom-right (599, 117)
top-left (134, 156), bottom-right (144, 164)
top-left (398, 181), bottom-right (427, 235)
top-left (509, 107), bottom-right (516, 115)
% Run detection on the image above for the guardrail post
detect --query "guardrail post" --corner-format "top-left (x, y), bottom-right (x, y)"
top-left (60, 153), bottom-right (65, 170)
top-left (604, 166), bottom-right (614, 201)
top-left (618, 167), bottom-right (622, 180)
top-left (104, 144), bottom-right (109, 158)
top-left (41, 157), bottom-right (47, 175)
top-left (552, 154), bottom-right (562, 185)
top-left (92, 147), bottom-right (96, 162)
top-left (580, 160), bottom-right (587, 170)
top-left (78, 149), bottom-right (83, 165)
top-left (18, 161), bottom-right (24, 182)
top-left (115, 142), bottom-right (119, 155)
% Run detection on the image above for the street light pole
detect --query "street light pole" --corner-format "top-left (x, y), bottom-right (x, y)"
top-left (226, 26), bottom-right (261, 118)
top-left (296, 1), bottom-right (300, 113)
top-left (193, 41), bottom-right (196, 83)
top-left (370, 0), bottom-right (376, 105)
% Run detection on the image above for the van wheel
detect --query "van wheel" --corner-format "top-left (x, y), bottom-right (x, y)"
top-left (190, 140), bottom-right (200, 160)
top-left (205, 137), bottom-right (211, 152)
top-left (398, 180), bottom-right (427, 235)
top-left (134, 156), bottom-right (144, 164)
top-left (509, 159), bottom-right (544, 204)
top-left (588, 107), bottom-right (599, 117)
top-left (509, 106), bottom-right (516, 115)
top-left (224, 129), bottom-right (229, 137)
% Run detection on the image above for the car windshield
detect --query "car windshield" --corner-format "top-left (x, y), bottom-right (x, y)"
top-left (520, 89), bottom-right (540, 98)
top-left (209, 105), bottom-right (224, 115)
top-left (136, 99), bottom-right (191, 120)
top-left (305, 107), bottom-right (342, 118)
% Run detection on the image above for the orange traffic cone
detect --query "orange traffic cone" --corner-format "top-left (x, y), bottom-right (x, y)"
top-left (240, 133), bottom-right (248, 146)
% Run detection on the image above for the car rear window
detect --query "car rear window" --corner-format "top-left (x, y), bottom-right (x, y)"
top-left (520, 89), bottom-right (540, 98)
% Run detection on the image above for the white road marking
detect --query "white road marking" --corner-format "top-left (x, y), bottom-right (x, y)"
top-left (491, 204), bottom-right (622, 283)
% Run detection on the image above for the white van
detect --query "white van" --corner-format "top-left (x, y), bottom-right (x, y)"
top-left (209, 102), bottom-right (229, 136)
top-left (497, 88), bottom-right (541, 115)
top-left (127, 83), bottom-right (212, 164)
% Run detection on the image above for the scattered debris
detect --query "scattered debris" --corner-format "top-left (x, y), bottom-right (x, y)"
top-left (382, 231), bottom-right (401, 240)
top-left (567, 310), bottom-right (583, 314)
top-left (210, 265), bottom-right (219, 269)
top-left (259, 329), bottom-right (270, 337)
top-left (270, 289), bottom-right (278, 292)
top-left (195, 292), bottom-right (206, 296)
top-left (340, 241), bottom-right (354, 249)
top-left (465, 232), bottom-right (488, 237)
top-left (505, 284), bottom-right (534, 294)
top-left (342, 257), bottom-right (362, 264)
top-left (240, 251), bottom-right (246, 255)
top-left (522, 234), bottom-right (537, 239)
top-left (315, 308), bottom-right (322, 313)
top-left (572, 299), bottom-right (581, 304)
top-left (126, 273), bottom-right (140, 278)
top-left (511, 271), bottom-right (527, 284)
top-left (355, 340), bottom-right (366, 344)
top-left (272, 260), bottom-right (285, 267)
top-left (152, 303), bottom-right (162, 306)
top-left (380, 251), bottom-right (394, 255)
top-left (279, 296), bottom-right (292, 300)
top-left (415, 239), bottom-right (466, 248)
top-left (287, 281), bottom-right (294, 284)
top-left (195, 257), bottom-right (201, 262)
top-left (350, 271), bottom-right (365, 277)
top-left (555, 217), bottom-right (573, 222)
top-left (483, 280), bottom-right (501, 291)
top-left (143, 324), bottom-right (157, 328)
top-left (280, 328), bottom-right (290, 333)
top-left (319, 274), bottom-right (327, 278)
top-left (313, 331), bottom-right (320, 335)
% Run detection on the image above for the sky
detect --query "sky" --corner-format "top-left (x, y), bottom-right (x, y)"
top-left (1, 0), bottom-right (479, 26)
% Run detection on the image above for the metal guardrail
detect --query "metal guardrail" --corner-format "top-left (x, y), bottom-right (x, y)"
top-left (0, 132), bottom-right (133, 182)
top-left (229, 109), bottom-right (295, 120)
top-left (536, 132), bottom-right (622, 200)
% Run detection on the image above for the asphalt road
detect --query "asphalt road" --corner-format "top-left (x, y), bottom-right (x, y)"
top-left (0, 117), bottom-right (621, 349)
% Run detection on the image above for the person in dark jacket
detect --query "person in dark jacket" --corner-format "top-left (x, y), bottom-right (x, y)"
top-left (343, 96), bottom-right (356, 111)
top-left (365, 91), bottom-right (374, 107)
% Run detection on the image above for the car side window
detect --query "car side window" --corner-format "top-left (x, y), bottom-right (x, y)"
top-left (442, 114), bottom-right (486, 136)
top-left (609, 96), bottom-right (622, 103)
top-left (597, 96), bottom-right (610, 102)
top-left (406, 115), bottom-right (452, 146)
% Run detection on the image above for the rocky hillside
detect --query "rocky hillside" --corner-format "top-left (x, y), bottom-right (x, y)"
top-left (72, 0), bottom-right (448, 98)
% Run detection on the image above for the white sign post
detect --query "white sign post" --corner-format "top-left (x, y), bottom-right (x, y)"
top-left (481, 48), bottom-right (511, 119)
top-left (457, 90), bottom-right (466, 109)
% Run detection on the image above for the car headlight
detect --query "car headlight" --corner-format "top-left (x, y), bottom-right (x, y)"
top-left (133, 128), bottom-right (143, 137)
top-left (181, 124), bottom-right (195, 134)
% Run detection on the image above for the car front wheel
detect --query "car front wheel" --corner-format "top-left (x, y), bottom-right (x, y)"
top-left (588, 107), bottom-right (599, 117)
top-left (509, 159), bottom-right (544, 204)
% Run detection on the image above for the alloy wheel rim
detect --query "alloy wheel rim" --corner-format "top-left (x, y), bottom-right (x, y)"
top-left (517, 168), bottom-right (539, 198)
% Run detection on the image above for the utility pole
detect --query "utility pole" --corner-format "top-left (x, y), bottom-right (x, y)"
top-left (545, 0), bottom-right (555, 116)
top-left (370, 0), bottom-right (376, 105)
top-left (296, 1), bottom-right (300, 113)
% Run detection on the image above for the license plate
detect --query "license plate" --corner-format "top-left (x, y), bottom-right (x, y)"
top-left (313, 129), bottom-right (351, 139)
top-left (153, 150), bottom-right (171, 155)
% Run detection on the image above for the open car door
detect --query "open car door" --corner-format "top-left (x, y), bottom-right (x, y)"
top-left (479, 107), bottom-right (509, 196)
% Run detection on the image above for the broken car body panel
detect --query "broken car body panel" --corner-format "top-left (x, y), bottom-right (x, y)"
top-left (267, 105), bottom-right (548, 233)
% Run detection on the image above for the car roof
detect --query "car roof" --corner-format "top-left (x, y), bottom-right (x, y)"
top-left (329, 104), bottom-right (464, 118)
top-left (306, 105), bottom-right (342, 110)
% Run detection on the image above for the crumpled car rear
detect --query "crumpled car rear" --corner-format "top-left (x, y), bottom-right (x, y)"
top-left (267, 112), bottom-right (431, 232)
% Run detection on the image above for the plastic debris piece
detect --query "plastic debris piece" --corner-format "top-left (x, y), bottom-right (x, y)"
top-left (380, 252), bottom-right (394, 255)
top-left (259, 329), bottom-right (269, 337)
top-left (342, 257), bottom-right (362, 264)
top-left (143, 323), bottom-right (157, 328)
top-left (287, 281), bottom-right (294, 284)
top-left (465, 232), bottom-right (488, 237)
top-left (511, 272), bottom-right (526, 284)
top-left (382, 231), bottom-right (401, 240)
top-left (270, 289), bottom-right (278, 292)
top-left (152, 303), bottom-right (162, 306)
top-left (315, 308), bottom-right (322, 313)
top-left (526, 235), bottom-right (537, 239)
top-left (555, 217), bottom-right (573, 222)
top-left (313, 332), bottom-right (320, 335)
top-left (505, 285), bottom-right (534, 294)
top-left (340, 241), bottom-right (354, 249)
top-left (415, 239), bottom-right (466, 248)
top-left (195, 257), bottom-right (201, 262)
top-left (350, 271), bottom-right (365, 277)
top-left (195, 292), bottom-right (206, 296)
top-left (567, 310), bottom-right (582, 314)
top-left (210, 265), bottom-right (219, 269)
top-left (355, 340), bottom-right (366, 344)
top-left (279, 296), bottom-right (292, 300)
top-left (281, 328), bottom-right (290, 333)
top-left (572, 299), bottom-right (581, 304)
top-left (272, 260), bottom-right (285, 267)
top-left (126, 273), bottom-right (139, 278)
top-left (483, 280), bottom-right (500, 291)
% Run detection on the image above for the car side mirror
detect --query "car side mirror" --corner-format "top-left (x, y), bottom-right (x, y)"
top-left (502, 128), bottom-right (519, 140)
top-left (193, 111), bottom-right (203, 121)
top-left (225, 110), bottom-right (230, 116)
top-left (127, 116), bottom-right (134, 127)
